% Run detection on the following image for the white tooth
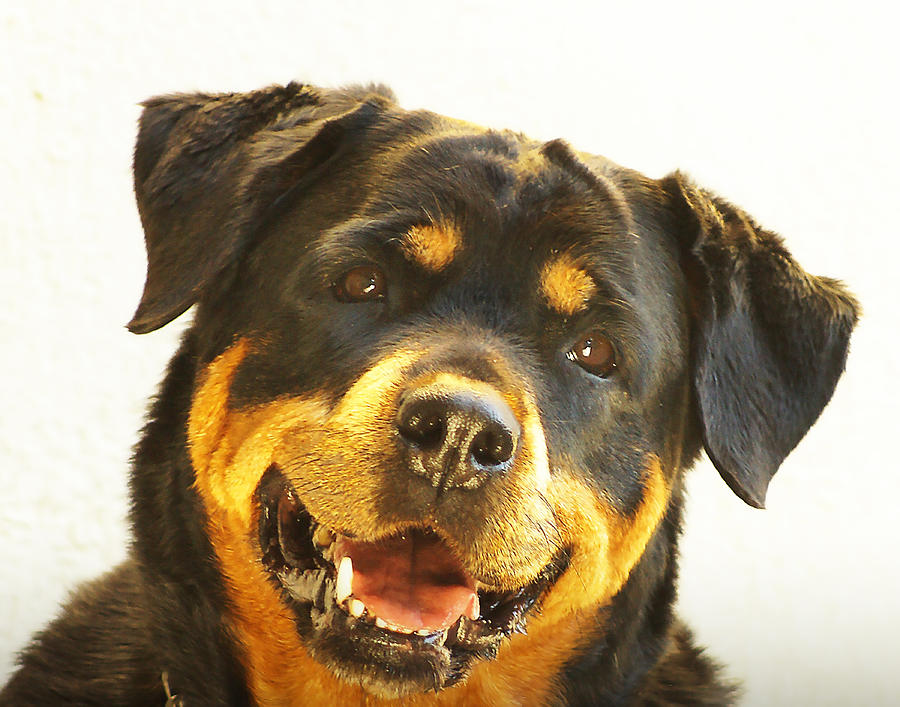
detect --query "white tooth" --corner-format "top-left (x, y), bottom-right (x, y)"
top-left (466, 593), bottom-right (480, 621)
top-left (336, 556), bottom-right (353, 604)
top-left (416, 629), bottom-right (432, 636)
top-left (348, 598), bottom-right (366, 617)
top-left (375, 617), bottom-right (389, 630)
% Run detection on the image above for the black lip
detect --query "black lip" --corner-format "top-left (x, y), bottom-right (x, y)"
top-left (255, 464), bottom-right (569, 691)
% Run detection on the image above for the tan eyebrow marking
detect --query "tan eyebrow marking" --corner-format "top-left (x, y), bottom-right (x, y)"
top-left (401, 223), bottom-right (461, 272)
top-left (540, 252), bottom-right (597, 316)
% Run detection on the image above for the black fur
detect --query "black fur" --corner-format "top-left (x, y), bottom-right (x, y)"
top-left (2, 83), bottom-right (857, 705)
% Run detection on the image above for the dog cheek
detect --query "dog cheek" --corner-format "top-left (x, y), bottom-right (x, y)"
top-left (287, 348), bottom-right (423, 535)
top-left (187, 340), bottom-right (353, 702)
top-left (279, 423), bottom-right (399, 539)
top-left (539, 454), bottom-right (670, 624)
top-left (187, 338), bottom-right (330, 526)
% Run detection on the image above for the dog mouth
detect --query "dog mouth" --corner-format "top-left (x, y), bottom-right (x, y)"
top-left (256, 465), bottom-right (566, 694)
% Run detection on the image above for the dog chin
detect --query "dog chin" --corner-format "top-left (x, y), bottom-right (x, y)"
top-left (306, 620), bottom-right (461, 698)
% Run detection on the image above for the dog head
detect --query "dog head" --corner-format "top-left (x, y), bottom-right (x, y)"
top-left (129, 83), bottom-right (857, 701)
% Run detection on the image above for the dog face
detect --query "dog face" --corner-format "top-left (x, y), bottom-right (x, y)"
top-left (129, 84), bottom-right (857, 702)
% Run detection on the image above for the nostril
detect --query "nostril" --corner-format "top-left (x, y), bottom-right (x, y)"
top-left (397, 401), bottom-right (446, 450)
top-left (470, 426), bottom-right (515, 467)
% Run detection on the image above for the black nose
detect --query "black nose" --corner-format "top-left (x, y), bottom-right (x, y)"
top-left (396, 384), bottom-right (520, 491)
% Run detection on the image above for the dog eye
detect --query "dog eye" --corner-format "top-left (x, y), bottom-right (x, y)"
top-left (567, 331), bottom-right (617, 377)
top-left (332, 265), bottom-right (387, 303)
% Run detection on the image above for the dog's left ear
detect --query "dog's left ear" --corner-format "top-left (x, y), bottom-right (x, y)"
top-left (662, 172), bottom-right (859, 508)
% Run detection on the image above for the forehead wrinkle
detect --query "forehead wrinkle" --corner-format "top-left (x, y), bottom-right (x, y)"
top-left (384, 131), bottom-right (522, 219)
top-left (540, 139), bottom-right (633, 231)
top-left (306, 212), bottom-right (427, 284)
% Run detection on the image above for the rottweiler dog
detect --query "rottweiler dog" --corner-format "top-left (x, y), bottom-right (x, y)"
top-left (2, 83), bottom-right (857, 706)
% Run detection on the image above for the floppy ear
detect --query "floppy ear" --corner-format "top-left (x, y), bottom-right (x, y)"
top-left (663, 172), bottom-right (859, 508)
top-left (128, 82), bottom-right (392, 334)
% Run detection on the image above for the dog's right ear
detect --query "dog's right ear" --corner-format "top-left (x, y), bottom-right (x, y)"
top-left (128, 83), bottom-right (392, 334)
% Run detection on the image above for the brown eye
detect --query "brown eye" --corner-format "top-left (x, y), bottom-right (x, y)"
top-left (567, 331), bottom-right (617, 377)
top-left (332, 265), bottom-right (386, 302)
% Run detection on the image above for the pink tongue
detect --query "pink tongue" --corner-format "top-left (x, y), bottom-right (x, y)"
top-left (337, 531), bottom-right (476, 632)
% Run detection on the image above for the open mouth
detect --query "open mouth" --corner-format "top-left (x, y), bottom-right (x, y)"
top-left (256, 465), bottom-right (567, 694)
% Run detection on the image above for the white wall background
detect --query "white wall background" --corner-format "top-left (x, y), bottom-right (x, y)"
top-left (1, 2), bottom-right (897, 704)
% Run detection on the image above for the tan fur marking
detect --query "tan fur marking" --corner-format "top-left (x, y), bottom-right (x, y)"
top-left (402, 224), bottom-right (461, 272)
top-left (540, 456), bottom-right (670, 624)
top-left (540, 253), bottom-right (597, 316)
top-left (188, 340), bottom-right (330, 526)
top-left (188, 341), bottom-right (354, 704)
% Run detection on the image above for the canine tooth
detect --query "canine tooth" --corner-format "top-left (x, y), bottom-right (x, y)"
top-left (348, 598), bottom-right (366, 617)
top-left (313, 525), bottom-right (335, 547)
top-left (465, 593), bottom-right (480, 621)
top-left (336, 556), bottom-right (353, 604)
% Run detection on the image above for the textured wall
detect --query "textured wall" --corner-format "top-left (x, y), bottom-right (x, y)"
top-left (1, 2), bottom-right (897, 704)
